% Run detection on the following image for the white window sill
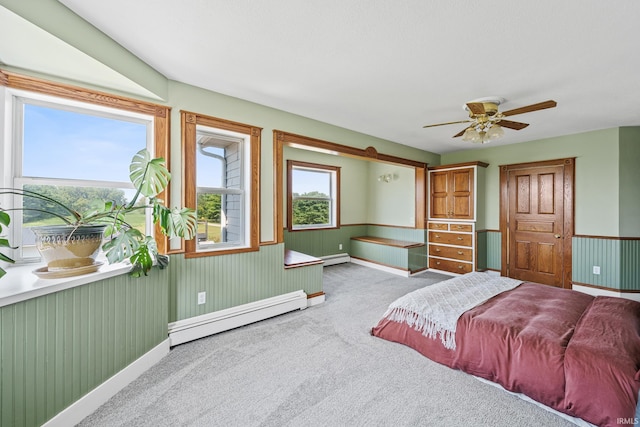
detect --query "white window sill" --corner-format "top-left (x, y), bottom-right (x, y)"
top-left (0, 257), bottom-right (131, 308)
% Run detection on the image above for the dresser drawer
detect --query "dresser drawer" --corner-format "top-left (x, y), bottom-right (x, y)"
top-left (428, 222), bottom-right (449, 231)
top-left (429, 244), bottom-right (472, 261)
top-left (448, 223), bottom-right (473, 232)
top-left (428, 231), bottom-right (472, 247)
top-left (429, 257), bottom-right (473, 274)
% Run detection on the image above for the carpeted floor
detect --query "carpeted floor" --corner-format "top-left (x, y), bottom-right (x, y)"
top-left (79, 263), bottom-right (576, 427)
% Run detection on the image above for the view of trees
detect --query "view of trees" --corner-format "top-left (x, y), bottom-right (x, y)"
top-left (22, 185), bottom-right (129, 224)
top-left (292, 191), bottom-right (330, 225)
top-left (197, 194), bottom-right (222, 223)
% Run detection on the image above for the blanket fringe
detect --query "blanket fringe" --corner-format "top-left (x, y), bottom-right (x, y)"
top-left (380, 272), bottom-right (522, 350)
top-left (386, 307), bottom-right (457, 349)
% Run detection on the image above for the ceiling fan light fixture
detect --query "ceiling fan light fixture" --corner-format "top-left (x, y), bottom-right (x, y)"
top-left (473, 130), bottom-right (486, 143)
top-left (462, 127), bottom-right (479, 142)
top-left (486, 124), bottom-right (504, 141)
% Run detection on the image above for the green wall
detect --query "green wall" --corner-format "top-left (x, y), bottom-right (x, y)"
top-left (367, 162), bottom-right (415, 226)
top-left (283, 146), bottom-right (370, 225)
top-left (619, 127), bottom-right (640, 237)
top-left (442, 128), bottom-right (621, 236)
top-left (169, 244), bottom-right (323, 323)
top-left (0, 270), bottom-right (169, 427)
top-left (442, 128), bottom-right (640, 289)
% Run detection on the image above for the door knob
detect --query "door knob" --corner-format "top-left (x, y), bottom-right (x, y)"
top-left (554, 234), bottom-right (561, 239)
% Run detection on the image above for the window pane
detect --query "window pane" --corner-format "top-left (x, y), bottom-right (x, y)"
top-left (292, 169), bottom-right (330, 198)
top-left (23, 104), bottom-right (147, 182)
top-left (196, 192), bottom-right (244, 247)
top-left (292, 199), bottom-right (330, 226)
top-left (196, 193), bottom-right (222, 243)
top-left (196, 145), bottom-right (225, 188)
top-left (20, 184), bottom-right (144, 246)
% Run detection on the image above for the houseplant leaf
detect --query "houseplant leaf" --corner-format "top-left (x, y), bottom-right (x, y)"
top-left (153, 204), bottom-right (197, 240)
top-left (102, 228), bottom-right (143, 265)
top-left (129, 149), bottom-right (171, 199)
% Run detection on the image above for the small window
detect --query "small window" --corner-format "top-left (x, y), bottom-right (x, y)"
top-left (287, 161), bottom-right (340, 231)
top-left (195, 129), bottom-right (245, 251)
top-left (182, 112), bottom-right (260, 257)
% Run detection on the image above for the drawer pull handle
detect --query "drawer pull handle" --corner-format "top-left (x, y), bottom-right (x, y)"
top-left (435, 248), bottom-right (441, 252)
top-left (435, 234), bottom-right (440, 238)
top-left (457, 237), bottom-right (463, 240)
top-left (457, 265), bottom-right (464, 269)
top-left (436, 261), bottom-right (441, 265)
top-left (456, 226), bottom-right (463, 229)
top-left (457, 251), bottom-right (463, 255)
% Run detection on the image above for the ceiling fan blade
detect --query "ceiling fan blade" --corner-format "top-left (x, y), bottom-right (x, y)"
top-left (466, 102), bottom-right (485, 115)
top-left (497, 119), bottom-right (529, 130)
top-left (501, 100), bottom-right (557, 117)
top-left (423, 119), bottom-right (472, 128)
top-left (453, 127), bottom-right (470, 138)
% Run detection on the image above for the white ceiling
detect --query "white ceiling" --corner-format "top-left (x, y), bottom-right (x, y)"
top-left (23, 1), bottom-right (640, 153)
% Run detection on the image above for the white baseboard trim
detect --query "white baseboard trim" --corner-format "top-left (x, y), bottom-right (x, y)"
top-left (321, 253), bottom-right (351, 266)
top-left (350, 258), bottom-right (410, 277)
top-left (572, 284), bottom-right (640, 302)
top-left (168, 290), bottom-right (308, 346)
top-left (43, 339), bottom-right (170, 427)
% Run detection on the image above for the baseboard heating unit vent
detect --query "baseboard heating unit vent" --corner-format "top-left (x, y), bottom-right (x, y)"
top-left (321, 253), bottom-right (351, 266)
top-left (168, 290), bottom-right (307, 346)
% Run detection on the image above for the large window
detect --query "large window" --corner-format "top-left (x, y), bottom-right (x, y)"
top-left (182, 112), bottom-right (260, 256)
top-left (287, 161), bottom-right (340, 231)
top-left (0, 71), bottom-right (170, 262)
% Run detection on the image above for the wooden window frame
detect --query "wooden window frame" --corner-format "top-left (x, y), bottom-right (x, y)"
top-left (0, 69), bottom-right (173, 254)
top-left (181, 111), bottom-right (261, 257)
top-left (287, 160), bottom-right (341, 232)
top-left (273, 130), bottom-right (428, 243)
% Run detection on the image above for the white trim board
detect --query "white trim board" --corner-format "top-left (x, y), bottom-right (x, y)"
top-left (350, 258), bottom-right (410, 277)
top-left (168, 290), bottom-right (308, 346)
top-left (43, 339), bottom-right (170, 427)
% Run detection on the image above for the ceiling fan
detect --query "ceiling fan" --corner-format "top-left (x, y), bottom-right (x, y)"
top-left (423, 97), bottom-right (557, 143)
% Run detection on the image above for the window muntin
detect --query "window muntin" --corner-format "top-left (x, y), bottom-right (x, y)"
top-left (7, 90), bottom-right (153, 261)
top-left (287, 161), bottom-right (340, 231)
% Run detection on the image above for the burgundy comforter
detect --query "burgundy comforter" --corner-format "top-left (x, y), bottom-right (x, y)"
top-left (372, 282), bottom-right (640, 427)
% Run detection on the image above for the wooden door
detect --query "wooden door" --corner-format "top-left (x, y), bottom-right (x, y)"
top-left (500, 159), bottom-right (574, 288)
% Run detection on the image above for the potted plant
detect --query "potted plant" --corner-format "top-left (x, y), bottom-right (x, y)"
top-left (0, 149), bottom-right (197, 279)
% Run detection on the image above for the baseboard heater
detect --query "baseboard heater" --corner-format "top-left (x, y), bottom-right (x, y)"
top-left (168, 290), bottom-right (308, 346)
top-left (321, 253), bottom-right (351, 266)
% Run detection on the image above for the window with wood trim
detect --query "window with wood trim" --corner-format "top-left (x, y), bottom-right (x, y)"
top-left (181, 111), bottom-right (261, 257)
top-left (0, 71), bottom-right (171, 261)
top-left (287, 160), bottom-right (340, 231)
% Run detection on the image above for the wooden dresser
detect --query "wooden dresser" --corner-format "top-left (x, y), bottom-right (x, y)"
top-left (427, 161), bottom-right (488, 275)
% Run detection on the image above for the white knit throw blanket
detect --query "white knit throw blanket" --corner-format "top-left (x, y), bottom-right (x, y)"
top-left (382, 272), bottom-right (522, 350)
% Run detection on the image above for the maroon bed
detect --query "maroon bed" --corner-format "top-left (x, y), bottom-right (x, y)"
top-left (372, 280), bottom-right (640, 427)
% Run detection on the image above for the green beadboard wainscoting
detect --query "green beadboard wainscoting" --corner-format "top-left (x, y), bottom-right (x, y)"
top-left (0, 269), bottom-right (169, 427)
top-left (283, 224), bottom-right (426, 259)
top-left (285, 225), bottom-right (428, 273)
top-left (283, 225), bottom-right (368, 257)
top-left (476, 231), bottom-right (488, 271)
top-left (169, 244), bottom-right (323, 323)
top-left (572, 236), bottom-right (640, 291)
top-left (486, 231), bottom-right (502, 271)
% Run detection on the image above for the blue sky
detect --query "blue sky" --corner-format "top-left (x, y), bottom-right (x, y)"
top-left (23, 104), bottom-right (146, 183)
top-left (24, 103), bottom-right (325, 197)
